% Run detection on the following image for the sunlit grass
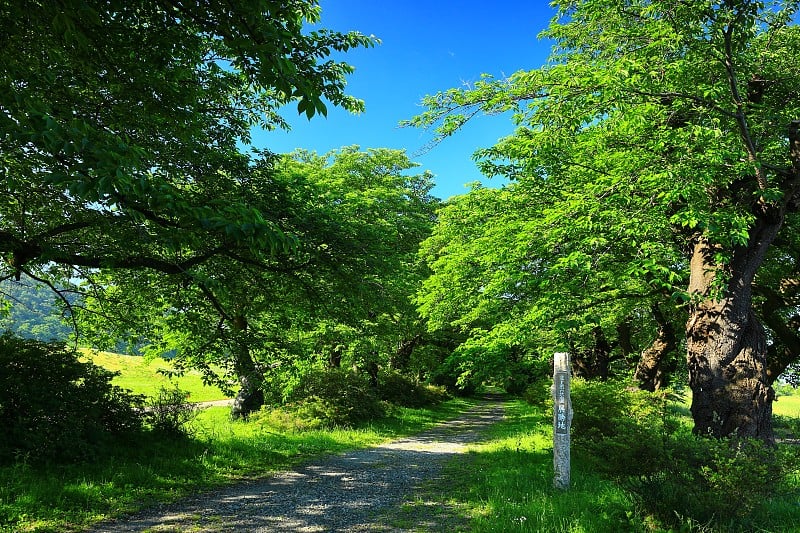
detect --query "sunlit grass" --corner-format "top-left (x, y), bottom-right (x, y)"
top-left (775, 391), bottom-right (800, 418)
top-left (393, 400), bottom-right (642, 532)
top-left (0, 399), bottom-right (476, 532)
top-left (80, 349), bottom-right (230, 402)
top-left (396, 399), bottom-right (800, 533)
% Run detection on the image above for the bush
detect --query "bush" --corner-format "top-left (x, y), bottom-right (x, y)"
top-left (430, 367), bottom-right (478, 397)
top-left (250, 405), bottom-right (325, 432)
top-left (522, 381), bottom-right (551, 407)
top-left (0, 333), bottom-right (145, 463)
top-left (145, 384), bottom-right (198, 436)
top-left (569, 378), bottom-right (800, 529)
top-left (285, 368), bottom-right (385, 427)
top-left (377, 371), bottom-right (448, 408)
top-left (570, 379), bottom-right (679, 478)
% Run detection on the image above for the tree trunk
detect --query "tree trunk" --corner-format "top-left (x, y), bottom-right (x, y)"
top-left (390, 334), bottom-right (421, 370)
top-left (572, 326), bottom-right (611, 380)
top-left (230, 314), bottom-right (264, 420)
top-left (328, 344), bottom-right (343, 368)
top-left (635, 304), bottom-right (677, 392)
top-left (685, 231), bottom-right (777, 443)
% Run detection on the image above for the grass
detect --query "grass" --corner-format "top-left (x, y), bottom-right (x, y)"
top-left (0, 398), bottom-right (476, 533)
top-left (4, 349), bottom-right (800, 533)
top-left (393, 398), bottom-right (800, 533)
top-left (79, 349), bottom-right (230, 402)
top-left (392, 400), bottom-right (643, 532)
top-left (775, 391), bottom-right (800, 418)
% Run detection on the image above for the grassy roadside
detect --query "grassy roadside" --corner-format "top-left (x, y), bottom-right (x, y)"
top-left (0, 397), bottom-right (477, 533)
top-left (394, 399), bottom-right (800, 532)
top-left (390, 400), bottom-right (638, 532)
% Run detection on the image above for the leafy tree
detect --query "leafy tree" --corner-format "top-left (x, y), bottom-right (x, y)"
top-left (416, 182), bottom-right (680, 393)
top-left (407, 0), bottom-right (800, 441)
top-left (1, 1), bottom-right (383, 418)
top-left (0, 0), bottom-right (376, 297)
top-left (77, 148), bottom-right (438, 418)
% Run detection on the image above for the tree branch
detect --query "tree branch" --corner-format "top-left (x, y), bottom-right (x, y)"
top-left (722, 11), bottom-right (768, 191)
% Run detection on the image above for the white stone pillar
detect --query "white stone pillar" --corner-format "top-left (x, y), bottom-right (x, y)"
top-left (553, 351), bottom-right (572, 490)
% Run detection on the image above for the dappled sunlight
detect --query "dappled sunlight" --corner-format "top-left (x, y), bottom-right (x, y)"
top-left (87, 400), bottom-right (506, 532)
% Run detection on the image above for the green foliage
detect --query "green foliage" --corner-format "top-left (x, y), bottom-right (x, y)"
top-left (376, 370), bottom-right (448, 408)
top-left (0, 280), bottom-right (73, 341)
top-left (521, 381), bottom-right (551, 407)
top-left (569, 379), bottom-right (800, 528)
top-left (570, 379), bottom-right (681, 476)
top-left (73, 147), bottom-right (438, 417)
top-left (408, 0), bottom-right (800, 437)
top-left (285, 368), bottom-right (386, 427)
top-left (430, 358), bottom-right (479, 397)
top-left (144, 385), bottom-right (199, 437)
top-left (0, 333), bottom-right (145, 464)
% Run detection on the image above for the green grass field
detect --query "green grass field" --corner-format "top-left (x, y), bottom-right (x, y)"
top-left (775, 391), bottom-right (800, 417)
top-left (80, 349), bottom-right (231, 402)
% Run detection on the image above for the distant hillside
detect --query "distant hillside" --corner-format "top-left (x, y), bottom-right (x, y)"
top-left (0, 279), bottom-right (73, 341)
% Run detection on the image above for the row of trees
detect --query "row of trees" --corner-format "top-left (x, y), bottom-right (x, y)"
top-left (406, 0), bottom-right (800, 443)
top-left (0, 0), bottom-right (442, 419)
top-left (2, 0), bottom-right (799, 444)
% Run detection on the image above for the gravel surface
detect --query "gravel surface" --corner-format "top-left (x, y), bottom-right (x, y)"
top-left (89, 398), bottom-right (505, 532)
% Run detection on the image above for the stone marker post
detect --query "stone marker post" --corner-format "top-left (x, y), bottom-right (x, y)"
top-left (553, 351), bottom-right (572, 490)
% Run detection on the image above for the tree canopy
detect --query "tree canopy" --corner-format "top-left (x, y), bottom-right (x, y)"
top-left (0, 0), bottom-right (377, 287)
top-left (74, 147), bottom-right (438, 415)
top-left (408, 0), bottom-right (800, 441)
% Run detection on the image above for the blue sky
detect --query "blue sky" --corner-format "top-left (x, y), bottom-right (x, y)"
top-left (253, 1), bottom-right (556, 200)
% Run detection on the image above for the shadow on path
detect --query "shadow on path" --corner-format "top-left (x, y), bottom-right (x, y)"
top-left (90, 398), bottom-right (506, 532)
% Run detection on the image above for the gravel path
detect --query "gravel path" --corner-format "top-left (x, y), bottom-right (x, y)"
top-left (90, 398), bottom-right (505, 532)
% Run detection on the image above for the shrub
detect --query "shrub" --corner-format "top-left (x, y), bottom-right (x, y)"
top-left (145, 384), bottom-right (198, 436)
top-left (522, 381), bottom-right (551, 407)
top-left (0, 333), bottom-right (145, 463)
top-left (570, 379), bottom-right (679, 478)
top-left (285, 368), bottom-right (385, 427)
top-left (569, 378), bottom-right (800, 528)
top-left (377, 371), bottom-right (448, 408)
top-left (250, 405), bottom-right (325, 432)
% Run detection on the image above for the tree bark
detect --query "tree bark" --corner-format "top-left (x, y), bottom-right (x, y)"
top-left (685, 229), bottom-right (777, 443)
top-left (230, 314), bottom-right (264, 420)
top-left (572, 326), bottom-right (611, 380)
top-left (635, 304), bottom-right (677, 391)
top-left (390, 334), bottom-right (421, 370)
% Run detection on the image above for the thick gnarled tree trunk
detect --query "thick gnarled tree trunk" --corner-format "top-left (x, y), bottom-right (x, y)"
top-left (685, 231), bottom-right (778, 443)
